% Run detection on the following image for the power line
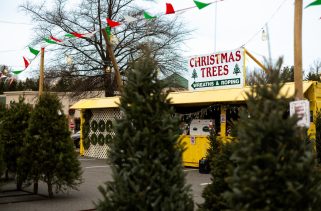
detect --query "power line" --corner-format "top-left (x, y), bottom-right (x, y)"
top-left (240, 0), bottom-right (290, 48)
top-left (0, 19), bottom-right (32, 25)
top-left (0, 49), bottom-right (23, 53)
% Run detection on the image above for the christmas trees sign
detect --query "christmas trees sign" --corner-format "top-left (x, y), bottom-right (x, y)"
top-left (188, 49), bottom-right (244, 91)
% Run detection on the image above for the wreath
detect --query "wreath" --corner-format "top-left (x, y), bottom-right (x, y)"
top-left (83, 137), bottom-right (91, 149)
top-left (97, 134), bottom-right (105, 146)
top-left (82, 123), bottom-right (90, 138)
top-left (91, 133), bottom-right (98, 145)
top-left (106, 120), bottom-right (113, 132)
top-left (91, 120), bottom-right (98, 132)
top-left (105, 134), bottom-right (113, 144)
top-left (98, 120), bottom-right (106, 132)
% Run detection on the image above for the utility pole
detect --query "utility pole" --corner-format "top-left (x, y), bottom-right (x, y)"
top-left (294, 0), bottom-right (303, 100)
top-left (39, 47), bottom-right (45, 96)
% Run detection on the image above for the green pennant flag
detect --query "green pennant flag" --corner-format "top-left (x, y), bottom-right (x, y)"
top-left (105, 26), bottom-right (111, 36)
top-left (143, 11), bottom-right (156, 19)
top-left (305, 0), bottom-right (321, 8)
top-left (28, 47), bottom-right (40, 56)
top-left (12, 70), bottom-right (23, 75)
top-left (194, 0), bottom-right (210, 9)
top-left (44, 38), bottom-right (57, 44)
top-left (65, 33), bottom-right (76, 38)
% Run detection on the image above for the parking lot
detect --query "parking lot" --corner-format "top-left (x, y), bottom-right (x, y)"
top-left (0, 157), bottom-right (211, 211)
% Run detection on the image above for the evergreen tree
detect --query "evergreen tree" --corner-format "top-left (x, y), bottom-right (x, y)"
top-left (0, 104), bottom-right (6, 179)
top-left (315, 110), bottom-right (321, 164)
top-left (22, 93), bottom-right (82, 197)
top-left (0, 139), bottom-right (4, 181)
top-left (233, 64), bottom-right (241, 75)
top-left (192, 69), bottom-right (198, 81)
top-left (198, 130), bottom-right (233, 211)
top-left (97, 48), bottom-right (194, 210)
top-left (224, 58), bottom-right (321, 210)
top-left (0, 97), bottom-right (32, 189)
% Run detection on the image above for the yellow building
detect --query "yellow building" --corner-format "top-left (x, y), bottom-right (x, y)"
top-left (71, 81), bottom-right (321, 167)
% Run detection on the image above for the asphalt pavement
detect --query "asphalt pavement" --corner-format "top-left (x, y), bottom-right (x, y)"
top-left (0, 157), bottom-right (211, 211)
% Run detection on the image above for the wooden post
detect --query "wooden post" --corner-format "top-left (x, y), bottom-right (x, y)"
top-left (243, 48), bottom-right (268, 72)
top-left (39, 47), bottom-right (45, 96)
top-left (101, 28), bottom-right (123, 92)
top-left (294, 0), bottom-right (303, 100)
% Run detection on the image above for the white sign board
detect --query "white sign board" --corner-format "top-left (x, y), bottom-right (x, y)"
top-left (188, 48), bottom-right (244, 91)
top-left (289, 100), bottom-right (310, 128)
top-left (189, 119), bottom-right (212, 136)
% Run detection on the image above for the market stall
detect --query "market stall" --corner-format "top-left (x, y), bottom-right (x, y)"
top-left (71, 81), bottom-right (321, 167)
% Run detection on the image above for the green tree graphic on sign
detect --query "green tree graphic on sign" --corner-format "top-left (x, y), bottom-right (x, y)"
top-left (192, 69), bottom-right (198, 81)
top-left (233, 64), bottom-right (241, 75)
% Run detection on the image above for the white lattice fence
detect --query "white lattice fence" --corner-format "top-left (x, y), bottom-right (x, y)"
top-left (84, 108), bottom-right (120, 159)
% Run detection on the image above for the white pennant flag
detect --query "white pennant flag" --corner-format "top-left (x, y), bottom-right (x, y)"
top-left (83, 30), bottom-right (98, 38)
top-left (124, 15), bottom-right (137, 23)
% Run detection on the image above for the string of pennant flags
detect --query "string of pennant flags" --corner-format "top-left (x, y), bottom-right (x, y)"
top-left (7, 0), bottom-right (321, 76)
top-left (12, 0), bottom-right (222, 75)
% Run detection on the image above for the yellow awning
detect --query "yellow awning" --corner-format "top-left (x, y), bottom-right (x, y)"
top-left (70, 81), bottom-right (314, 109)
top-left (70, 96), bottom-right (120, 109)
top-left (168, 81), bottom-right (314, 106)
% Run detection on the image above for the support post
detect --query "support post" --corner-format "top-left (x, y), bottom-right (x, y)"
top-left (101, 28), bottom-right (123, 93)
top-left (243, 48), bottom-right (268, 72)
top-left (220, 105), bottom-right (226, 139)
top-left (294, 0), bottom-right (303, 100)
top-left (79, 110), bottom-right (84, 156)
top-left (39, 47), bottom-right (45, 96)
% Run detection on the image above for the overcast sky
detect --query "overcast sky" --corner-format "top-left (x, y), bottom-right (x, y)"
top-left (0, 0), bottom-right (320, 80)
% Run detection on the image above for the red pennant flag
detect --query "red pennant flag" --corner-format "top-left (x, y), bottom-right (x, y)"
top-left (70, 32), bottom-right (85, 38)
top-left (23, 57), bottom-right (30, 68)
top-left (49, 36), bottom-right (63, 43)
top-left (106, 18), bottom-right (121, 28)
top-left (166, 3), bottom-right (175, 14)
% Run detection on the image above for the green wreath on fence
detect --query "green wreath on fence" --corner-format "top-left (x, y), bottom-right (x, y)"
top-left (105, 134), bottom-right (113, 144)
top-left (91, 133), bottom-right (98, 145)
top-left (82, 123), bottom-right (90, 138)
top-left (106, 120), bottom-right (113, 132)
top-left (98, 120), bottom-right (106, 132)
top-left (98, 134), bottom-right (105, 146)
top-left (83, 137), bottom-right (91, 149)
top-left (91, 120), bottom-right (98, 132)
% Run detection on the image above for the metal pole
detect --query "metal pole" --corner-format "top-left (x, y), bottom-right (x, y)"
top-left (39, 47), bottom-right (45, 96)
top-left (265, 23), bottom-right (272, 68)
top-left (214, 2), bottom-right (217, 53)
top-left (294, 0), bottom-right (303, 100)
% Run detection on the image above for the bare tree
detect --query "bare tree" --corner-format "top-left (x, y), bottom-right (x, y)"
top-left (21, 0), bottom-right (190, 96)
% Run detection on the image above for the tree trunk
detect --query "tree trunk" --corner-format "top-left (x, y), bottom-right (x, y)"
top-left (33, 180), bottom-right (38, 194)
top-left (16, 175), bottom-right (22, 190)
top-left (5, 169), bottom-right (9, 180)
top-left (105, 72), bottom-right (114, 97)
top-left (48, 180), bottom-right (53, 198)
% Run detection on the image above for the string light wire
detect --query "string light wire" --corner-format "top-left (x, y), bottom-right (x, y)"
top-left (240, 0), bottom-right (290, 48)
